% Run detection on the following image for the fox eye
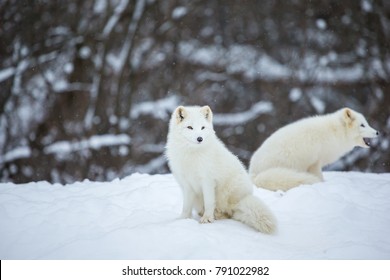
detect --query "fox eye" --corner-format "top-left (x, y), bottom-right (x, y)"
top-left (361, 124), bottom-right (365, 128)
top-left (187, 126), bottom-right (193, 130)
top-left (201, 126), bottom-right (205, 130)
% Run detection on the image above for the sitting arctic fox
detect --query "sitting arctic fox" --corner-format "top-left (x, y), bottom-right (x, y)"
top-left (166, 105), bottom-right (276, 234)
top-left (249, 108), bottom-right (379, 191)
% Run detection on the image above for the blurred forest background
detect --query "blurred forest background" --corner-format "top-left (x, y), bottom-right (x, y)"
top-left (1, 0), bottom-right (389, 184)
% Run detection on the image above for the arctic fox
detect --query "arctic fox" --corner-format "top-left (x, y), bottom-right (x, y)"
top-left (166, 105), bottom-right (276, 234)
top-left (249, 107), bottom-right (379, 191)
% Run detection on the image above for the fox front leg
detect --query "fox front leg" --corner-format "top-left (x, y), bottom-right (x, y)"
top-left (199, 181), bottom-right (216, 223)
top-left (180, 187), bottom-right (196, 219)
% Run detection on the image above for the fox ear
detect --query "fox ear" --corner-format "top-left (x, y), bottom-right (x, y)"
top-left (342, 107), bottom-right (355, 125)
top-left (200, 106), bottom-right (213, 123)
top-left (175, 106), bottom-right (186, 123)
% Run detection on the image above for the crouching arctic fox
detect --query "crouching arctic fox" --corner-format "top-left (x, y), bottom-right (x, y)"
top-left (249, 108), bottom-right (379, 191)
top-left (166, 105), bottom-right (276, 234)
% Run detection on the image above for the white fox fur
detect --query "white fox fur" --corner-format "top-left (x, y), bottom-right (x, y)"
top-left (249, 108), bottom-right (379, 191)
top-left (166, 105), bottom-right (276, 233)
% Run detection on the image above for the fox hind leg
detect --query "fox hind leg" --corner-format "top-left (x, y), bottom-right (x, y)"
top-left (252, 167), bottom-right (322, 191)
top-left (307, 161), bottom-right (324, 181)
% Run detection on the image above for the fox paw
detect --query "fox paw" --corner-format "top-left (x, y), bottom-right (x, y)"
top-left (180, 212), bottom-right (192, 219)
top-left (200, 214), bottom-right (214, 223)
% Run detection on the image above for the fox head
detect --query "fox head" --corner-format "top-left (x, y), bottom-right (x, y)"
top-left (340, 107), bottom-right (379, 148)
top-left (169, 105), bottom-right (214, 146)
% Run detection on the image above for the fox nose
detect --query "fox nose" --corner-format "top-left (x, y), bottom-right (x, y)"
top-left (197, 137), bottom-right (203, 143)
top-left (376, 131), bottom-right (379, 136)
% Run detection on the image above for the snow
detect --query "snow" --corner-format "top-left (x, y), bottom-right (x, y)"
top-left (93, 0), bottom-right (107, 14)
top-left (79, 46), bottom-right (91, 59)
top-left (179, 41), bottom-right (292, 81)
top-left (43, 134), bottom-right (131, 156)
top-left (172, 6), bottom-right (187, 19)
top-left (316, 19), bottom-right (327, 30)
top-left (131, 95), bottom-right (179, 119)
top-left (106, 0), bottom-right (145, 75)
top-left (1, 171), bottom-right (389, 260)
top-left (361, 0), bottom-right (373, 12)
top-left (177, 40), bottom-right (370, 83)
top-left (289, 88), bottom-right (302, 102)
top-left (0, 67), bottom-right (15, 83)
top-left (102, 0), bottom-right (129, 37)
top-left (310, 96), bottom-right (326, 113)
top-left (213, 101), bottom-right (273, 126)
top-left (0, 146), bottom-right (31, 165)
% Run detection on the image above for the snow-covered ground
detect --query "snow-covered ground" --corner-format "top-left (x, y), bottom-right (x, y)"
top-left (0, 171), bottom-right (389, 260)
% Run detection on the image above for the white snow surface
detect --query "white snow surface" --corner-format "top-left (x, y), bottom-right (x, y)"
top-left (1, 171), bottom-right (389, 260)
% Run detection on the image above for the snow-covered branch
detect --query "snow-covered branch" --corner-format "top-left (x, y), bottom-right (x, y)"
top-left (213, 101), bottom-right (274, 126)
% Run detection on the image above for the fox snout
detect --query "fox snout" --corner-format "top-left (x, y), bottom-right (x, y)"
top-left (197, 137), bottom-right (203, 143)
top-left (366, 127), bottom-right (379, 138)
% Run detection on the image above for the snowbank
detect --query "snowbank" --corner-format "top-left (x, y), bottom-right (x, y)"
top-left (0, 172), bottom-right (389, 260)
